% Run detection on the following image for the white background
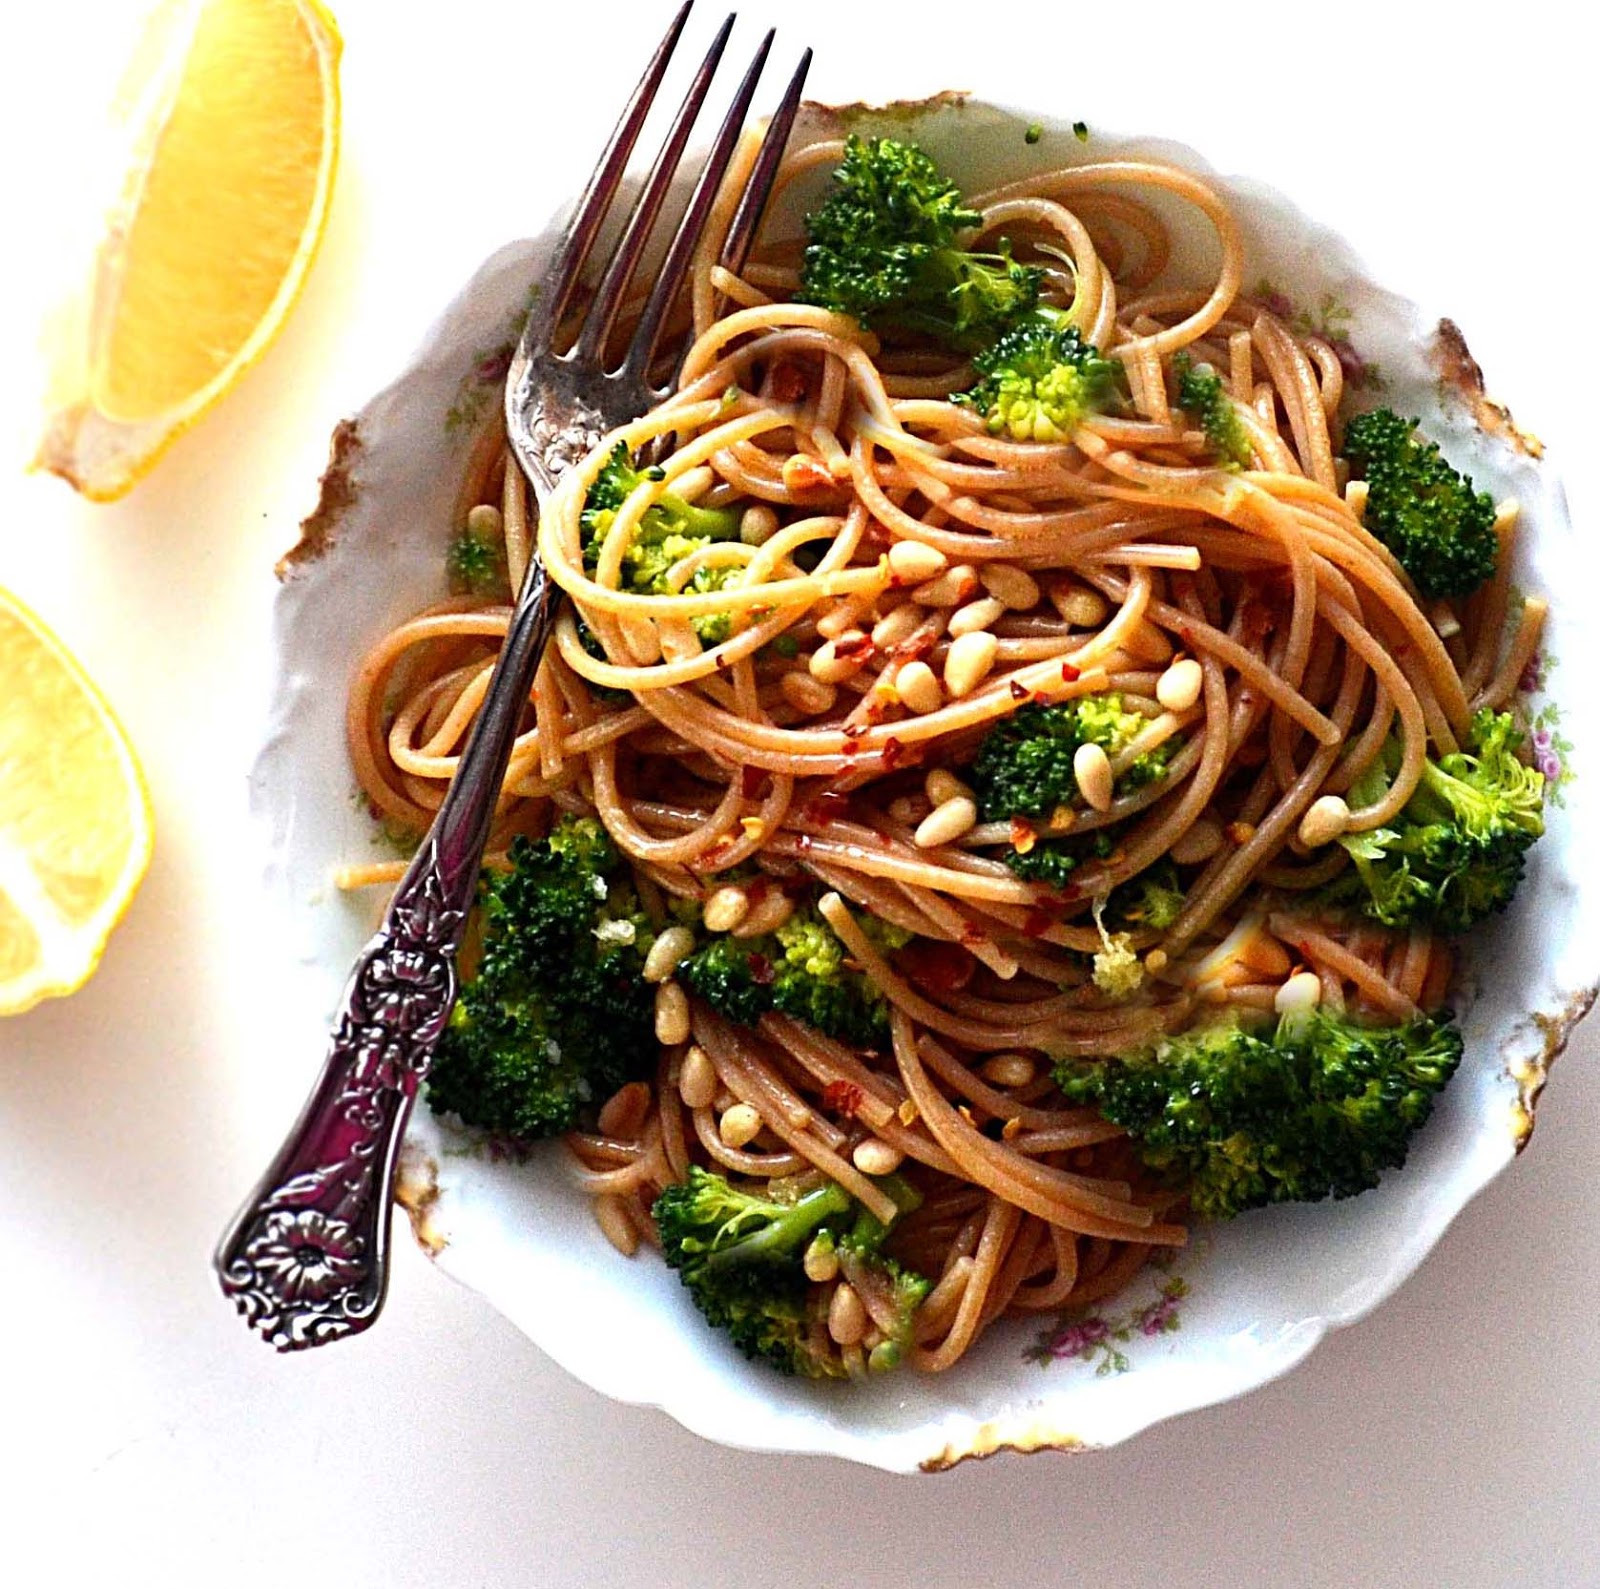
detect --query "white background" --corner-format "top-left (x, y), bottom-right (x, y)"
top-left (2, 1), bottom-right (1597, 1583)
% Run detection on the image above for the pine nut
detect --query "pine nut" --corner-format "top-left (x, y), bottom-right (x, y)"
top-left (803, 1235), bottom-right (840, 1283)
top-left (678, 1044), bottom-right (717, 1110)
top-left (781, 670), bottom-right (836, 715)
top-left (718, 1102), bottom-right (763, 1149)
top-left (887, 540), bottom-right (947, 582)
top-left (895, 659), bottom-right (942, 715)
top-left (948, 597), bottom-right (1006, 638)
top-left (465, 503), bottom-right (503, 538)
top-left (827, 1282), bottom-right (868, 1346)
top-left (1170, 819), bottom-right (1223, 866)
top-left (852, 1138), bottom-right (905, 1176)
top-left (1123, 621), bottom-right (1174, 663)
top-left (1051, 584), bottom-right (1108, 627)
top-left (979, 1053), bottom-right (1037, 1088)
top-left (597, 1081), bottom-right (651, 1139)
top-left (732, 889), bottom-right (793, 938)
top-left (913, 564), bottom-right (979, 608)
top-left (593, 1196), bottom-right (638, 1257)
top-left (1298, 794), bottom-right (1351, 849)
top-left (643, 925), bottom-right (695, 984)
top-left (914, 796), bottom-right (978, 849)
top-left (1274, 970), bottom-right (1323, 1017)
top-left (702, 886), bottom-right (750, 934)
top-left (980, 564), bottom-right (1040, 611)
top-left (740, 503), bottom-right (779, 545)
top-left (1156, 657), bottom-right (1204, 713)
top-left (871, 602), bottom-right (925, 652)
top-left (654, 980), bottom-right (691, 1045)
top-left (809, 634), bottom-right (869, 684)
top-left (944, 630), bottom-right (998, 697)
top-left (1074, 741), bottom-right (1114, 811)
top-left (925, 769), bottom-right (973, 806)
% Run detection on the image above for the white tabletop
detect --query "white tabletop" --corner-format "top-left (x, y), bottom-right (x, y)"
top-left (3, 2), bottom-right (1596, 1584)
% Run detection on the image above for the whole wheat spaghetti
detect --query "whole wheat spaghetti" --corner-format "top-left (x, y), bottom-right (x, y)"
top-left (342, 128), bottom-right (1542, 1377)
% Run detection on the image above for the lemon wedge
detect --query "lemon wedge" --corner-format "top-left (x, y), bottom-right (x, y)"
top-left (36, 0), bottom-right (342, 500)
top-left (0, 587), bottom-right (154, 1014)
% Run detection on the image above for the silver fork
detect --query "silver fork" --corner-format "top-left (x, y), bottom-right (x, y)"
top-left (215, 3), bottom-right (811, 1351)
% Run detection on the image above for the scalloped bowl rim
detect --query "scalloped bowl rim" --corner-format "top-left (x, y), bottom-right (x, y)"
top-left (253, 95), bottom-right (1599, 1472)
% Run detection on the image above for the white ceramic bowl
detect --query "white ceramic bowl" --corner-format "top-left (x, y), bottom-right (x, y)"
top-left (252, 98), bottom-right (1598, 1472)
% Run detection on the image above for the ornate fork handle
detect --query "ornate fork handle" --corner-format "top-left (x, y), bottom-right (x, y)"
top-left (215, 537), bottom-right (564, 1350)
top-left (216, 3), bottom-right (807, 1348)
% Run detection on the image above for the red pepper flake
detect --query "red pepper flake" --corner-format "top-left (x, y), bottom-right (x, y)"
top-left (740, 765), bottom-right (772, 801)
top-left (748, 952), bottom-right (775, 986)
top-left (880, 735), bottom-right (905, 770)
top-left (895, 938), bottom-right (976, 995)
top-left (803, 790), bottom-right (850, 825)
top-left (958, 919), bottom-right (986, 947)
top-left (1061, 662), bottom-right (1082, 683)
top-left (1009, 679), bottom-right (1029, 701)
top-left (1010, 817), bottom-right (1038, 855)
top-left (834, 633), bottom-right (876, 663)
top-left (841, 738), bottom-right (861, 757)
top-left (898, 631), bottom-right (936, 664)
top-left (1022, 909), bottom-right (1054, 939)
top-left (695, 841), bottom-right (733, 871)
top-left (1031, 691), bottom-right (1051, 706)
top-left (822, 1079), bottom-right (865, 1118)
top-left (842, 721), bottom-right (867, 741)
top-left (770, 361), bottom-right (809, 403)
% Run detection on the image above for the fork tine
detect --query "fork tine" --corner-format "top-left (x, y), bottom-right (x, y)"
top-left (572, 13), bottom-right (737, 364)
top-left (716, 47), bottom-right (812, 277)
top-left (521, 1), bottom-right (694, 355)
top-left (622, 28), bottom-right (775, 385)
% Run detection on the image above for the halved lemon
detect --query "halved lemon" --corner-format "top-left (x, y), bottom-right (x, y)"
top-left (0, 588), bottom-right (154, 1014)
top-left (36, 0), bottom-right (342, 500)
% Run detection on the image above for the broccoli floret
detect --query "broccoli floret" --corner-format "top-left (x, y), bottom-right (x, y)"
top-left (426, 816), bottom-right (656, 1140)
top-left (1328, 709), bottom-right (1545, 933)
top-left (798, 135), bottom-right (1040, 350)
top-left (653, 1168), bottom-right (928, 1378)
top-left (1343, 408), bottom-right (1498, 598)
top-left (971, 693), bottom-right (1170, 821)
top-left (581, 442), bottom-right (744, 642)
top-left (1090, 895), bottom-right (1143, 1000)
top-left (1004, 827), bottom-right (1115, 889)
top-left (1175, 355), bottom-right (1252, 470)
top-left (1056, 1008), bottom-right (1465, 1218)
top-left (954, 315), bottom-right (1122, 442)
top-left (446, 526), bottom-right (508, 597)
top-left (678, 900), bottom-right (911, 1048)
top-left (1106, 860), bottom-right (1184, 931)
